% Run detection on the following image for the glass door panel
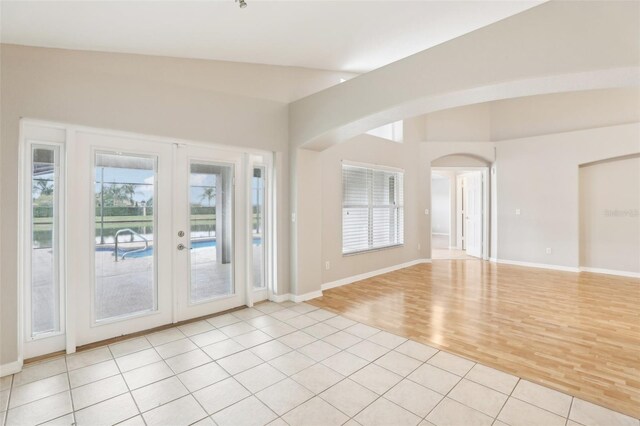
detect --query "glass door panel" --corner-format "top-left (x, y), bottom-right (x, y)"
top-left (175, 145), bottom-right (246, 321)
top-left (189, 162), bottom-right (234, 303)
top-left (94, 152), bottom-right (157, 321)
top-left (252, 166), bottom-right (266, 290)
top-left (72, 131), bottom-right (173, 346)
top-left (30, 146), bottom-right (62, 336)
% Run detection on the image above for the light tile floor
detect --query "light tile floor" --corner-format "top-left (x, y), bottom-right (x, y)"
top-left (2, 301), bottom-right (639, 426)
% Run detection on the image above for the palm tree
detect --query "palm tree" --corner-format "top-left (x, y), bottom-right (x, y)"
top-left (33, 179), bottom-right (53, 196)
top-left (120, 184), bottom-right (138, 206)
top-left (200, 187), bottom-right (216, 206)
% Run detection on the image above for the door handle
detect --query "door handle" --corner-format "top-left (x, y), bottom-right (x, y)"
top-left (177, 244), bottom-right (186, 251)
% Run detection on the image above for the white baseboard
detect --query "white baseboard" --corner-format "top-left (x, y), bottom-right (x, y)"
top-left (270, 293), bottom-right (291, 303)
top-left (495, 258), bottom-right (580, 273)
top-left (270, 290), bottom-right (323, 303)
top-left (489, 257), bottom-right (498, 263)
top-left (273, 259), bottom-right (433, 303)
top-left (291, 290), bottom-right (323, 303)
top-left (322, 258), bottom-right (432, 291)
top-left (579, 267), bottom-right (640, 278)
top-left (0, 360), bottom-right (23, 377)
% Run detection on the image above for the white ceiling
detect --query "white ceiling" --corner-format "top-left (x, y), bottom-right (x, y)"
top-left (0, 1), bottom-right (543, 73)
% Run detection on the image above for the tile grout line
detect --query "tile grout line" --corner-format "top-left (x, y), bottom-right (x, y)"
top-left (9, 303), bottom-right (639, 425)
top-left (566, 396), bottom-right (575, 426)
top-left (60, 356), bottom-right (75, 425)
top-left (136, 327), bottom-right (202, 423)
top-left (492, 375), bottom-right (521, 425)
top-left (312, 334), bottom-right (427, 422)
top-left (192, 309), bottom-right (359, 422)
top-left (108, 343), bottom-right (147, 426)
top-left (2, 375), bottom-right (13, 426)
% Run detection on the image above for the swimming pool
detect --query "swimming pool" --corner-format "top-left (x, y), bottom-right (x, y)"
top-left (98, 237), bottom-right (262, 259)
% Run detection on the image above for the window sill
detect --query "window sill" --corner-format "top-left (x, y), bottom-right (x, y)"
top-left (342, 243), bottom-right (404, 257)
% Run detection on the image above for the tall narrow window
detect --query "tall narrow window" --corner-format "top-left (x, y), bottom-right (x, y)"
top-left (94, 152), bottom-right (156, 321)
top-left (30, 146), bottom-right (62, 336)
top-left (189, 162), bottom-right (234, 303)
top-left (252, 166), bottom-right (266, 289)
top-left (342, 163), bottom-right (404, 254)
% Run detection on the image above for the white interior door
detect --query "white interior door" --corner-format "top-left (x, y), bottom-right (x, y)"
top-left (174, 145), bottom-right (247, 321)
top-left (71, 131), bottom-right (174, 346)
top-left (465, 172), bottom-right (483, 258)
top-left (456, 175), bottom-right (464, 250)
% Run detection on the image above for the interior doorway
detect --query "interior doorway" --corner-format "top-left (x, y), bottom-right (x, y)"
top-left (431, 167), bottom-right (488, 260)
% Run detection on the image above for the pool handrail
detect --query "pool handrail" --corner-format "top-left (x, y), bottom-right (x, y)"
top-left (114, 228), bottom-right (149, 261)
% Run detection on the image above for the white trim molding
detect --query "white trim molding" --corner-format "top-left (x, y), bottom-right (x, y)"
top-left (579, 267), bottom-right (640, 279)
top-left (269, 293), bottom-right (291, 303)
top-left (322, 258), bottom-right (431, 291)
top-left (0, 360), bottom-right (23, 377)
top-left (272, 259), bottom-right (434, 303)
top-left (270, 291), bottom-right (323, 303)
top-left (493, 258), bottom-right (580, 273)
top-left (291, 290), bottom-right (323, 303)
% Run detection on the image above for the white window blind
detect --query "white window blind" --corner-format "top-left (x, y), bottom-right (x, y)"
top-left (342, 163), bottom-right (404, 254)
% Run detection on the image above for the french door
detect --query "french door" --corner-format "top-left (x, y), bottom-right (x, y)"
top-left (70, 131), bottom-right (175, 346)
top-left (173, 145), bottom-right (246, 321)
top-left (21, 121), bottom-right (270, 357)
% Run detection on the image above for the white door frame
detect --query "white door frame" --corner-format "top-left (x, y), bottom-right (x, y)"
top-left (18, 122), bottom-right (68, 359)
top-left (248, 155), bottom-right (273, 305)
top-left (431, 166), bottom-right (490, 260)
top-left (17, 118), bottom-right (276, 360)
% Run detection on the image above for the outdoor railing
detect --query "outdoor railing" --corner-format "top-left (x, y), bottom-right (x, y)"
top-left (114, 228), bottom-right (149, 262)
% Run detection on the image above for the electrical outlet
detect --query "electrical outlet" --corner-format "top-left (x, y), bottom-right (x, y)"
top-left (546, 248), bottom-right (552, 254)
top-left (417, 243), bottom-right (421, 251)
top-left (515, 209), bottom-right (521, 215)
top-left (425, 209), bottom-right (429, 215)
top-left (325, 261), bottom-right (330, 270)
top-left (291, 212), bottom-right (296, 222)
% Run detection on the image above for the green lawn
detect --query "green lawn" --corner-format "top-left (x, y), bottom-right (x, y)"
top-left (32, 214), bottom-right (259, 231)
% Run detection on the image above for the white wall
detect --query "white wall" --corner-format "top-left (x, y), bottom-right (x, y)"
top-left (491, 88), bottom-right (640, 141)
top-left (319, 127), bottom-right (426, 286)
top-left (496, 123), bottom-right (640, 268)
top-left (579, 155), bottom-right (640, 274)
top-left (426, 104), bottom-right (491, 142)
top-left (431, 175), bottom-right (451, 235)
top-left (291, 148), bottom-right (323, 296)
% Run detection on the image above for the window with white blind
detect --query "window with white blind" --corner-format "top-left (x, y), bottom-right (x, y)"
top-left (342, 162), bottom-right (404, 254)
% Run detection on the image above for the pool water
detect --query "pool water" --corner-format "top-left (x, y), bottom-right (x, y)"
top-left (98, 238), bottom-right (262, 259)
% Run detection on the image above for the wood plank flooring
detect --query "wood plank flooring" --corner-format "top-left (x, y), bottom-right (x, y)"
top-left (308, 260), bottom-right (640, 418)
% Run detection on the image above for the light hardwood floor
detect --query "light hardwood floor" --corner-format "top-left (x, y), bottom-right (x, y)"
top-left (308, 260), bottom-right (640, 418)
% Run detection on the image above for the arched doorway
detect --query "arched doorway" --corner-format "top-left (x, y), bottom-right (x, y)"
top-left (430, 154), bottom-right (491, 260)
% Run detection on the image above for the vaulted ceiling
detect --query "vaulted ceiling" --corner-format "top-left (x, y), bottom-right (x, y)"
top-left (0, 1), bottom-right (542, 73)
